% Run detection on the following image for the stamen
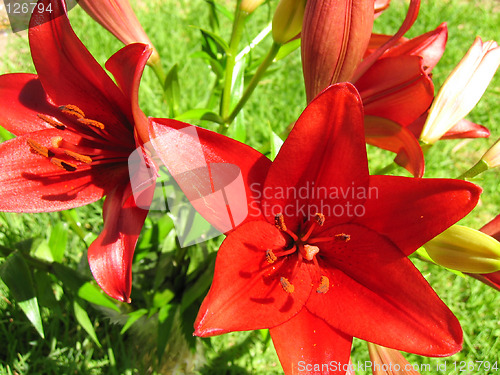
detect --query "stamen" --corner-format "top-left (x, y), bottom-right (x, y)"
top-left (51, 136), bottom-right (63, 148)
top-left (27, 139), bottom-right (51, 158)
top-left (301, 212), bottom-right (325, 242)
top-left (280, 277), bottom-right (294, 293)
top-left (316, 276), bottom-right (329, 294)
top-left (78, 118), bottom-right (105, 130)
top-left (64, 150), bottom-right (92, 164)
top-left (301, 244), bottom-right (320, 261)
top-left (275, 213), bottom-right (287, 231)
top-left (314, 213), bottom-right (325, 226)
top-left (37, 114), bottom-right (66, 130)
top-left (265, 249), bottom-right (277, 264)
top-left (59, 104), bottom-right (85, 119)
top-left (334, 233), bottom-right (351, 242)
top-left (50, 158), bottom-right (77, 171)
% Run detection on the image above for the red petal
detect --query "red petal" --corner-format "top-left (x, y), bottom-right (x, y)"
top-left (357, 175), bottom-right (481, 255)
top-left (29, 0), bottom-right (134, 145)
top-left (194, 221), bottom-right (312, 336)
top-left (441, 119), bottom-right (490, 139)
top-left (0, 74), bottom-right (55, 135)
top-left (263, 84), bottom-right (369, 231)
top-left (365, 34), bottom-right (407, 57)
top-left (105, 43), bottom-right (151, 144)
top-left (364, 116), bottom-right (425, 177)
top-left (480, 214), bottom-right (500, 240)
top-left (88, 182), bottom-right (154, 302)
top-left (383, 23), bottom-right (448, 72)
top-left (307, 223), bottom-right (463, 356)
top-left (357, 55), bottom-right (434, 127)
top-left (270, 308), bottom-right (352, 375)
top-left (149, 119), bottom-right (271, 232)
top-left (0, 130), bottom-right (127, 212)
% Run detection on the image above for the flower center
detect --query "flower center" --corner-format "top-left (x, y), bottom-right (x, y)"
top-left (27, 104), bottom-right (129, 171)
top-left (266, 212), bottom-right (350, 295)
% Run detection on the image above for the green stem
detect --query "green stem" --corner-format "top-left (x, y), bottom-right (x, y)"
top-left (149, 57), bottom-right (167, 91)
top-left (60, 210), bottom-right (88, 247)
top-left (220, 7), bottom-right (248, 122)
top-left (457, 159), bottom-right (489, 180)
top-left (223, 41), bottom-right (281, 128)
top-left (374, 161), bottom-right (398, 175)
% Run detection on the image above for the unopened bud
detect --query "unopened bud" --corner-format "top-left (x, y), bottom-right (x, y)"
top-left (272, 0), bottom-right (306, 45)
top-left (482, 138), bottom-right (500, 168)
top-left (241, 0), bottom-right (265, 14)
top-left (424, 225), bottom-right (500, 273)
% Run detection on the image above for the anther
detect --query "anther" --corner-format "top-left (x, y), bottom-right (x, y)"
top-left (265, 249), bottom-right (277, 264)
top-left (280, 277), bottom-right (295, 293)
top-left (37, 114), bottom-right (66, 130)
top-left (334, 233), bottom-right (351, 242)
top-left (314, 213), bottom-right (325, 226)
top-left (27, 139), bottom-right (51, 158)
top-left (64, 150), bottom-right (92, 164)
top-left (78, 118), bottom-right (105, 130)
top-left (316, 276), bottom-right (329, 294)
top-left (275, 213), bottom-right (287, 232)
top-left (59, 104), bottom-right (85, 119)
top-left (301, 244), bottom-right (320, 261)
top-left (50, 158), bottom-right (77, 171)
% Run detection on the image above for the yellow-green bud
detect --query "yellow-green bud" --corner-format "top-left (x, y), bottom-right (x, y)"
top-left (240, 0), bottom-right (265, 14)
top-left (272, 0), bottom-right (306, 45)
top-left (424, 225), bottom-right (500, 273)
top-left (482, 138), bottom-right (500, 168)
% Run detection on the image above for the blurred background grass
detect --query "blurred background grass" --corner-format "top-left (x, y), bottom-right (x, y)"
top-left (0, 0), bottom-right (499, 374)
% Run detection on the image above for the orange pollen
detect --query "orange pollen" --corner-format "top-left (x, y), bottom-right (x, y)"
top-left (51, 136), bottom-right (63, 148)
top-left (27, 139), bottom-right (50, 158)
top-left (280, 277), bottom-right (294, 293)
top-left (37, 114), bottom-right (66, 130)
top-left (59, 104), bottom-right (85, 119)
top-left (316, 276), bottom-right (329, 294)
top-left (334, 233), bottom-right (351, 242)
top-left (265, 249), bottom-right (277, 264)
top-left (314, 213), bottom-right (325, 226)
top-left (274, 213), bottom-right (287, 231)
top-left (78, 118), bottom-right (105, 130)
top-left (51, 158), bottom-right (77, 171)
top-left (302, 244), bottom-right (320, 261)
top-left (64, 150), bottom-right (92, 164)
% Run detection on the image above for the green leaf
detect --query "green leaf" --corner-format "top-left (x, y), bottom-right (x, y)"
top-left (164, 64), bottom-right (181, 117)
top-left (73, 300), bottom-right (101, 348)
top-left (48, 222), bottom-right (68, 263)
top-left (175, 109), bottom-right (224, 124)
top-left (0, 252), bottom-right (44, 338)
top-left (120, 308), bottom-right (148, 334)
top-left (198, 27), bottom-right (230, 55)
top-left (78, 282), bottom-right (120, 312)
top-left (269, 127), bottom-right (284, 161)
top-left (180, 255), bottom-right (215, 313)
top-left (275, 38), bottom-right (301, 61)
top-left (157, 304), bottom-right (177, 362)
top-left (0, 126), bottom-right (14, 141)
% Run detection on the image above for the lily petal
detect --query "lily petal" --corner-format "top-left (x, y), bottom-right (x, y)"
top-left (441, 119), bottom-right (490, 139)
top-left (367, 342), bottom-right (422, 375)
top-left (149, 119), bottom-right (272, 230)
top-left (357, 175), bottom-right (481, 255)
top-left (194, 221), bottom-right (312, 336)
top-left (88, 182), bottom-right (154, 302)
top-left (307, 223), bottom-right (463, 356)
top-left (364, 116), bottom-right (425, 177)
top-left (481, 214), bottom-right (500, 241)
top-left (263, 84), bottom-right (369, 231)
top-left (0, 130), bottom-right (127, 212)
top-left (0, 74), bottom-right (56, 136)
top-left (270, 307), bottom-right (352, 375)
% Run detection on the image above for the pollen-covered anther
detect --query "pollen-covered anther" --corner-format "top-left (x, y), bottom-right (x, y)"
top-left (335, 233), bottom-right (351, 242)
top-left (59, 104), bottom-right (85, 119)
top-left (37, 114), bottom-right (66, 130)
top-left (314, 213), bottom-right (325, 226)
top-left (275, 213), bottom-right (287, 231)
top-left (316, 276), bottom-right (329, 294)
top-left (280, 277), bottom-right (295, 293)
top-left (64, 150), bottom-right (92, 164)
top-left (302, 244), bottom-right (320, 261)
top-left (50, 157), bottom-right (77, 171)
top-left (265, 249), bottom-right (278, 264)
top-left (27, 139), bottom-right (51, 158)
top-left (78, 118), bottom-right (105, 130)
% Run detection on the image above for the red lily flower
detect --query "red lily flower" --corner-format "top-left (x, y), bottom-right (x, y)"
top-left (0, 0), bottom-right (156, 302)
top-left (152, 84), bottom-right (481, 374)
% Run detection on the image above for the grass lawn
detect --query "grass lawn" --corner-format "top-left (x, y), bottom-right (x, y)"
top-left (0, 0), bottom-right (499, 374)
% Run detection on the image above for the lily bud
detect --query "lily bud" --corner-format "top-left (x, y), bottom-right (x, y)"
top-left (301, 0), bottom-right (374, 102)
top-left (424, 225), bottom-right (500, 273)
top-left (241, 0), bottom-right (265, 14)
top-left (420, 37), bottom-right (500, 144)
top-left (481, 138), bottom-right (500, 168)
top-left (272, 0), bottom-right (306, 45)
top-left (367, 342), bottom-right (421, 375)
top-left (78, 0), bottom-right (160, 66)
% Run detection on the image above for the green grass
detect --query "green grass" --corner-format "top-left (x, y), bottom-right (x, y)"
top-left (0, 0), bottom-right (499, 374)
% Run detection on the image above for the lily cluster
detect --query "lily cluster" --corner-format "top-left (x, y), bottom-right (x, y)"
top-left (0, 0), bottom-right (498, 374)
